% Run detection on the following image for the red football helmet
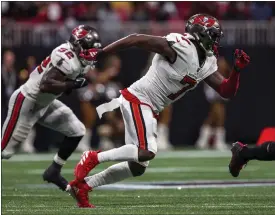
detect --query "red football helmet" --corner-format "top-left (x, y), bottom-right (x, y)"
top-left (185, 14), bottom-right (223, 56)
top-left (69, 25), bottom-right (102, 66)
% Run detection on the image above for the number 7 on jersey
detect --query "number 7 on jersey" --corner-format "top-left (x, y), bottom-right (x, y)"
top-left (167, 75), bottom-right (197, 100)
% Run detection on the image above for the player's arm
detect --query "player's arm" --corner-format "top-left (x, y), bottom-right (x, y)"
top-left (103, 34), bottom-right (177, 63)
top-left (40, 67), bottom-right (87, 95)
top-left (204, 49), bottom-right (250, 98)
top-left (39, 67), bottom-right (74, 94)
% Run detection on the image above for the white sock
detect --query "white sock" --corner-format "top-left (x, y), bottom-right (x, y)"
top-left (200, 125), bottom-right (212, 139)
top-left (196, 125), bottom-right (212, 147)
top-left (98, 144), bottom-right (138, 163)
top-left (54, 154), bottom-right (66, 166)
top-left (85, 162), bottom-right (133, 188)
top-left (158, 123), bottom-right (169, 135)
top-left (157, 123), bottom-right (173, 150)
top-left (215, 127), bottom-right (226, 144)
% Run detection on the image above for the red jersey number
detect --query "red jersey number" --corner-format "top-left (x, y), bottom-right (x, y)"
top-left (37, 56), bottom-right (51, 74)
top-left (58, 48), bottom-right (74, 59)
top-left (36, 48), bottom-right (74, 74)
top-left (167, 76), bottom-right (197, 100)
top-left (176, 34), bottom-right (191, 46)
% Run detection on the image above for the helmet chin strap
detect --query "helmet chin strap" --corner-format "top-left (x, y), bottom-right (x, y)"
top-left (193, 33), bottom-right (214, 57)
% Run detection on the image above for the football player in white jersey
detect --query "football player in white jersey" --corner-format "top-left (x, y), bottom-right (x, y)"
top-left (66, 14), bottom-right (250, 208)
top-left (1, 25), bottom-right (102, 191)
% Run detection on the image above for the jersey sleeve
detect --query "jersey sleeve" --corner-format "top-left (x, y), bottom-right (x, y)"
top-left (51, 50), bottom-right (73, 76)
top-left (165, 33), bottom-right (192, 58)
top-left (164, 33), bottom-right (193, 78)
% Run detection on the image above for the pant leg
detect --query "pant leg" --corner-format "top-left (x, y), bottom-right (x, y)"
top-left (120, 96), bottom-right (158, 167)
top-left (38, 99), bottom-right (86, 137)
top-left (1, 89), bottom-right (42, 152)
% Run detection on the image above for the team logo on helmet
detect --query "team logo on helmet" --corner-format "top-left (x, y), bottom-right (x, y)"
top-left (203, 17), bottom-right (208, 23)
top-left (72, 26), bottom-right (89, 40)
top-left (192, 15), bottom-right (216, 28)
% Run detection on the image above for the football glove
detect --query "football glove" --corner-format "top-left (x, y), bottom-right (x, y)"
top-left (234, 49), bottom-right (250, 71)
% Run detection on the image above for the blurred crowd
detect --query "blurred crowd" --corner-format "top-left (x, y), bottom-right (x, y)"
top-left (2, 1), bottom-right (275, 24)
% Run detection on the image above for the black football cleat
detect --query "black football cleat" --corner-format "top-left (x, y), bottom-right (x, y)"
top-left (229, 141), bottom-right (248, 177)
top-left (43, 164), bottom-right (68, 191)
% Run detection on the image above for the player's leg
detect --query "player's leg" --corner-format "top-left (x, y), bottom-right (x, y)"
top-left (196, 84), bottom-right (217, 149)
top-left (73, 98), bottom-right (157, 181)
top-left (229, 141), bottom-right (275, 177)
top-left (82, 117), bottom-right (152, 188)
top-left (99, 99), bottom-right (157, 163)
top-left (196, 103), bottom-right (215, 149)
top-left (2, 90), bottom-right (38, 159)
top-left (212, 102), bottom-right (228, 151)
top-left (38, 100), bottom-right (85, 190)
top-left (157, 105), bottom-right (173, 150)
top-left (240, 142), bottom-right (275, 160)
top-left (77, 100), bottom-right (97, 152)
top-left (68, 99), bottom-right (157, 207)
top-left (72, 99), bottom-right (157, 181)
top-left (68, 161), bottom-right (148, 208)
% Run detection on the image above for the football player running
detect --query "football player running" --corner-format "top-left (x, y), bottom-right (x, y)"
top-left (1, 25), bottom-right (101, 191)
top-left (66, 14), bottom-right (250, 208)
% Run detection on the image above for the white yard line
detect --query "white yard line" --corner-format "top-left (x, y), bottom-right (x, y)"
top-left (25, 166), bottom-right (260, 175)
top-left (2, 194), bottom-right (53, 197)
top-left (96, 183), bottom-right (275, 190)
top-left (3, 150), bottom-right (232, 162)
top-left (3, 204), bottom-right (275, 208)
top-left (2, 194), bottom-right (275, 198)
top-left (117, 205), bottom-right (275, 209)
top-left (16, 180), bottom-right (275, 191)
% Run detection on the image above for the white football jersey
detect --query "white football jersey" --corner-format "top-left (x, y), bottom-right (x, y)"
top-left (128, 33), bottom-right (218, 113)
top-left (20, 42), bottom-right (90, 106)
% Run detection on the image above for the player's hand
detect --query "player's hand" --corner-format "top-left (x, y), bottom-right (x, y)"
top-left (73, 77), bottom-right (88, 89)
top-left (234, 49), bottom-right (250, 71)
top-left (79, 48), bottom-right (102, 62)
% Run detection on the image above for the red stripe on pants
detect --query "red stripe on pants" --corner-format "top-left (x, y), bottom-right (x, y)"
top-left (132, 103), bottom-right (146, 150)
top-left (1, 92), bottom-right (25, 151)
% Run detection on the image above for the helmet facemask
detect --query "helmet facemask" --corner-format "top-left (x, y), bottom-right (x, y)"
top-left (186, 14), bottom-right (223, 57)
top-left (78, 35), bottom-right (102, 67)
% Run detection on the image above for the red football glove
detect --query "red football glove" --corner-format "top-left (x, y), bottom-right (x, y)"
top-left (79, 48), bottom-right (102, 61)
top-left (234, 49), bottom-right (250, 71)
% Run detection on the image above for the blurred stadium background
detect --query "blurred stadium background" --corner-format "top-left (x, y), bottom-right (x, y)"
top-left (2, 2), bottom-right (275, 214)
top-left (2, 1), bottom-right (275, 153)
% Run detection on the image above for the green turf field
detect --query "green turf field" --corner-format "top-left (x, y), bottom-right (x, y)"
top-left (2, 150), bottom-right (275, 215)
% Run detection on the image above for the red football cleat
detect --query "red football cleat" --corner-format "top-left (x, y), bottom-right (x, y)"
top-left (229, 142), bottom-right (249, 177)
top-left (74, 150), bottom-right (100, 181)
top-left (67, 180), bottom-right (94, 208)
